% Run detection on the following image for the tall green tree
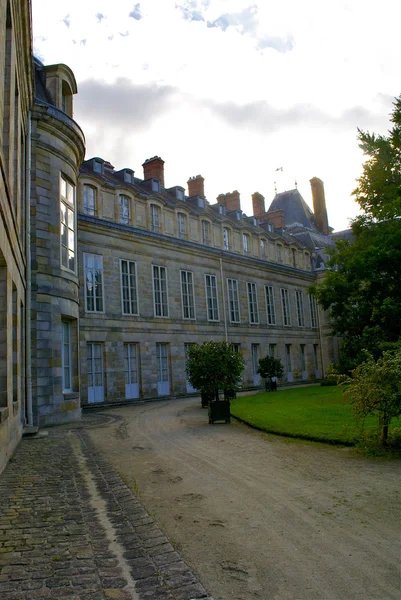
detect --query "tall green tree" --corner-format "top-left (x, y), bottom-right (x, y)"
top-left (311, 96), bottom-right (401, 372)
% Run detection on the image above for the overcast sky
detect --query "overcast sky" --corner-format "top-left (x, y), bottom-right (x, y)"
top-left (32, 0), bottom-right (400, 231)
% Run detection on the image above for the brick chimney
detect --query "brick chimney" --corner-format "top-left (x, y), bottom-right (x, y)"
top-left (217, 190), bottom-right (241, 212)
top-left (310, 177), bottom-right (329, 235)
top-left (252, 192), bottom-right (265, 218)
top-left (263, 208), bottom-right (285, 229)
top-left (187, 175), bottom-right (205, 198)
top-left (142, 156), bottom-right (165, 188)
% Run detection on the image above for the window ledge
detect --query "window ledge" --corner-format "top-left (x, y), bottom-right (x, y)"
top-left (0, 407), bottom-right (9, 423)
top-left (63, 392), bottom-right (80, 400)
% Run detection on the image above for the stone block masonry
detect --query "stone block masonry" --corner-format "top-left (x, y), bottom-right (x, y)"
top-left (0, 420), bottom-right (213, 600)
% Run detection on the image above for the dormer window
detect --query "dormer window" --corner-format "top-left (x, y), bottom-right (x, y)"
top-left (223, 228), bottom-right (230, 251)
top-left (124, 170), bottom-right (134, 184)
top-left (267, 222), bottom-right (273, 232)
top-left (93, 160), bottom-right (103, 174)
top-left (243, 233), bottom-right (250, 254)
top-left (198, 197), bottom-right (205, 208)
top-left (218, 204), bottom-right (225, 215)
top-left (61, 80), bottom-right (73, 116)
top-left (151, 179), bottom-right (160, 193)
top-left (202, 220), bottom-right (211, 245)
top-left (236, 211), bottom-right (241, 221)
top-left (253, 217), bottom-right (258, 226)
top-left (176, 189), bottom-right (184, 201)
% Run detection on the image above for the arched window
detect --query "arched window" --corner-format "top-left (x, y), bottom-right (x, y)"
top-left (83, 185), bottom-right (96, 216)
top-left (61, 80), bottom-right (73, 116)
top-left (119, 195), bottom-right (130, 224)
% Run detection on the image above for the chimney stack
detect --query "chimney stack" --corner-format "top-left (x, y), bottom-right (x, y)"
top-left (187, 175), bottom-right (205, 198)
top-left (142, 156), bottom-right (165, 188)
top-left (252, 192), bottom-right (265, 217)
top-left (217, 190), bottom-right (241, 213)
top-left (310, 177), bottom-right (329, 235)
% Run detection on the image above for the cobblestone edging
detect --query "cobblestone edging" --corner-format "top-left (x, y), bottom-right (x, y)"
top-left (0, 428), bottom-right (213, 600)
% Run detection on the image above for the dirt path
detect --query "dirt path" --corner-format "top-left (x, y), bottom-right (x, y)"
top-left (89, 397), bottom-right (401, 600)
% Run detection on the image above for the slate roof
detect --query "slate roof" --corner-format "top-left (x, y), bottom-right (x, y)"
top-left (267, 188), bottom-right (317, 231)
top-left (34, 57), bottom-right (54, 105)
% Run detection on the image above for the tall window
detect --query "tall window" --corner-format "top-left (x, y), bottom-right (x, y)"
top-left (285, 344), bottom-right (292, 374)
top-left (243, 233), bottom-right (249, 253)
top-left (223, 228), bottom-right (230, 250)
top-left (83, 185), bottom-right (96, 216)
top-left (281, 288), bottom-right (291, 326)
top-left (251, 344), bottom-right (259, 375)
top-left (309, 294), bottom-right (318, 328)
top-left (153, 265), bottom-right (168, 317)
top-left (124, 343), bottom-right (139, 385)
top-left (202, 220), bottom-right (211, 245)
top-left (150, 204), bottom-right (161, 232)
top-left (269, 344), bottom-right (276, 357)
top-left (313, 344), bottom-right (319, 371)
top-left (296, 291), bottom-right (305, 327)
top-left (265, 285), bottom-right (276, 325)
top-left (120, 260), bottom-right (138, 315)
top-left (292, 248), bottom-right (297, 267)
top-left (60, 175), bottom-right (75, 272)
top-left (247, 282), bottom-right (259, 324)
top-left (277, 244), bottom-right (282, 263)
top-left (260, 239), bottom-right (266, 257)
top-left (62, 320), bottom-right (72, 392)
top-left (85, 254), bottom-right (104, 312)
top-left (205, 274), bottom-right (219, 321)
top-left (178, 213), bottom-right (186, 238)
top-left (227, 278), bottom-right (240, 323)
top-left (300, 344), bottom-right (306, 373)
top-left (180, 270), bottom-right (195, 319)
top-left (119, 195), bottom-right (130, 224)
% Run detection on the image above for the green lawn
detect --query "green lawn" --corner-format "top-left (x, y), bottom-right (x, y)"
top-left (230, 386), bottom-right (400, 445)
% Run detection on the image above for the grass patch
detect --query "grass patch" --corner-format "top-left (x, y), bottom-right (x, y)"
top-left (231, 386), bottom-right (401, 446)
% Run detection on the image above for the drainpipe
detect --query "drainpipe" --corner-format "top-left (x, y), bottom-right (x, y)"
top-left (317, 303), bottom-right (325, 378)
top-left (219, 257), bottom-right (228, 341)
top-left (25, 112), bottom-right (33, 426)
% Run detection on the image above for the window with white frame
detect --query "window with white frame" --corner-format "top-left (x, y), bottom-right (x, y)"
top-left (247, 282), bottom-right (259, 324)
top-left (227, 278), bottom-right (240, 323)
top-left (260, 238), bottom-right (266, 257)
top-left (265, 285), bottom-right (276, 325)
top-left (251, 344), bottom-right (259, 375)
top-left (85, 254), bottom-right (104, 312)
top-left (205, 274), bottom-right (219, 321)
top-left (309, 294), bottom-right (318, 328)
top-left (62, 320), bottom-right (72, 392)
top-left (124, 343), bottom-right (139, 385)
top-left (202, 220), bottom-right (211, 245)
top-left (296, 290), bottom-right (305, 327)
top-left (83, 184), bottom-right (96, 216)
top-left (120, 259), bottom-right (138, 315)
top-left (180, 270), bottom-right (195, 319)
top-left (243, 233), bottom-right (250, 253)
top-left (178, 213), bottom-right (186, 239)
top-left (60, 175), bottom-right (75, 272)
top-left (281, 288), bottom-right (291, 326)
top-left (150, 204), bottom-right (161, 232)
top-left (223, 228), bottom-right (230, 251)
top-left (119, 195), bottom-right (130, 224)
top-left (153, 265), bottom-right (168, 317)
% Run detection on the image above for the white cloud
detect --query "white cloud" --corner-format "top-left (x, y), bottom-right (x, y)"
top-left (32, 0), bottom-right (401, 231)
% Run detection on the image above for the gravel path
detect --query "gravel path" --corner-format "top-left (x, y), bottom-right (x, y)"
top-left (89, 397), bottom-right (401, 600)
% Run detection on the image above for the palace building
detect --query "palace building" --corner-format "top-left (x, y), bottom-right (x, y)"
top-left (0, 0), bottom-right (340, 472)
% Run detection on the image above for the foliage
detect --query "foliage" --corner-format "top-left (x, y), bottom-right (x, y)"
top-left (257, 355), bottom-right (284, 380)
top-left (230, 386), bottom-right (401, 447)
top-left (311, 96), bottom-right (401, 370)
top-left (186, 341), bottom-right (244, 400)
top-left (344, 349), bottom-right (401, 445)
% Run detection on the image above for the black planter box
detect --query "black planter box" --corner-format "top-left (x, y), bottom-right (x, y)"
top-left (201, 391), bottom-right (214, 408)
top-left (208, 399), bottom-right (231, 424)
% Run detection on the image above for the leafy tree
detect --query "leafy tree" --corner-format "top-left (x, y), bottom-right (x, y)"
top-left (257, 355), bottom-right (284, 380)
top-left (311, 95), bottom-right (401, 371)
top-left (344, 349), bottom-right (401, 445)
top-left (186, 341), bottom-right (244, 401)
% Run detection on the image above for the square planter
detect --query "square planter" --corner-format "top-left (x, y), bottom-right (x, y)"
top-left (208, 399), bottom-right (231, 424)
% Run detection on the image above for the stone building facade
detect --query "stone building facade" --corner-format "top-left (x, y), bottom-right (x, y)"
top-left (0, 0), bottom-right (340, 472)
top-left (77, 157), bottom-right (325, 406)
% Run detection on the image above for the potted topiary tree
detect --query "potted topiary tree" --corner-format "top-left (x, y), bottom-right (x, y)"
top-left (186, 341), bottom-right (244, 423)
top-left (257, 355), bottom-right (284, 391)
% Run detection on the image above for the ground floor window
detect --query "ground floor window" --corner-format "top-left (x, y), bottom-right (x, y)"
top-left (62, 320), bottom-right (72, 392)
top-left (156, 343), bottom-right (170, 396)
top-left (124, 343), bottom-right (139, 399)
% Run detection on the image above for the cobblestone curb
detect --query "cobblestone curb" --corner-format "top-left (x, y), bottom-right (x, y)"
top-left (0, 427), bottom-right (213, 600)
